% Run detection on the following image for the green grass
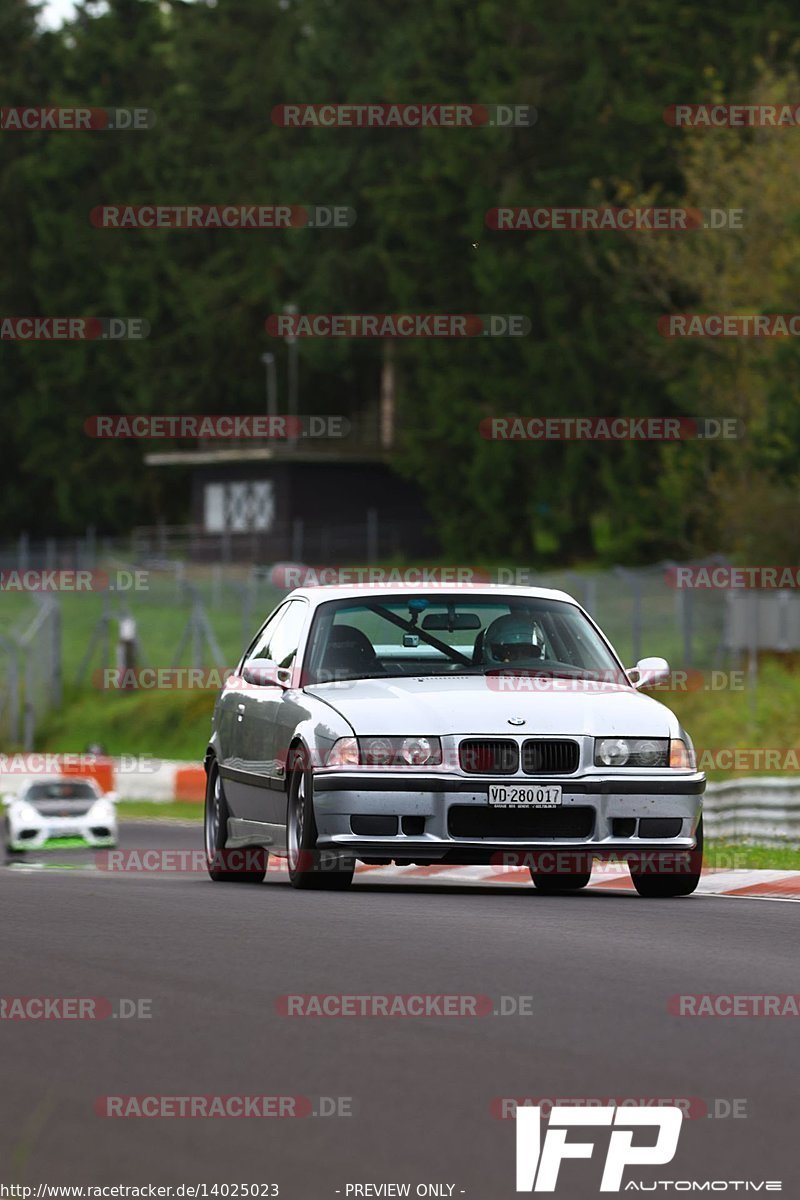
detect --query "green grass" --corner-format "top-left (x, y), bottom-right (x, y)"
top-left (704, 841), bottom-right (800, 870)
top-left (38, 686), bottom-right (216, 760)
top-left (120, 801), bottom-right (204, 820)
top-left (650, 657), bottom-right (800, 780)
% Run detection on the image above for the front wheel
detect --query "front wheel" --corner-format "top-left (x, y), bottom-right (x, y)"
top-left (286, 751), bottom-right (354, 891)
top-left (4, 821), bottom-right (24, 860)
top-left (204, 761), bottom-right (267, 884)
top-left (630, 818), bottom-right (703, 898)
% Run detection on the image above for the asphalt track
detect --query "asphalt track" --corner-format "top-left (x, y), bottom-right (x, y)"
top-left (0, 822), bottom-right (797, 1198)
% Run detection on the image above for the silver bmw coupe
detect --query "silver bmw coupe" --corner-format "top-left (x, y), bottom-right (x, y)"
top-left (204, 584), bottom-right (704, 896)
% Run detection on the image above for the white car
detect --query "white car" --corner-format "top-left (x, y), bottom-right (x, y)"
top-left (4, 777), bottom-right (118, 855)
top-left (205, 584), bottom-right (705, 897)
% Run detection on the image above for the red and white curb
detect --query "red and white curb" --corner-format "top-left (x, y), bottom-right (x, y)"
top-left (323, 862), bottom-right (800, 901)
top-left (7, 841), bottom-right (799, 899)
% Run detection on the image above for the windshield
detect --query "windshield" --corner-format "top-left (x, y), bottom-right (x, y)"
top-left (302, 594), bottom-right (626, 685)
top-left (26, 781), bottom-right (97, 801)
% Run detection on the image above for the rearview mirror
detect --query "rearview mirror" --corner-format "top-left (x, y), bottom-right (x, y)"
top-left (627, 656), bottom-right (670, 689)
top-left (421, 612), bottom-right (481, 631)
top-left (242, 658), bottom-right (287, 688)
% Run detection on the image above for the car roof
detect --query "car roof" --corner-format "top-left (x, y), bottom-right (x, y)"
top-left (286, 583), bottom-right (580, 606)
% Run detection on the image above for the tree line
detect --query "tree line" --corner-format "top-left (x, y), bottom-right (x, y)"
top-left (3, 0), bottom-right (800, 563)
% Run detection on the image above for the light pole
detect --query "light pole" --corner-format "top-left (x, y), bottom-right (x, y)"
top-left (283, 302), bottom-right (299, 447)
top-left (259, 352), bottom-right (277, 420)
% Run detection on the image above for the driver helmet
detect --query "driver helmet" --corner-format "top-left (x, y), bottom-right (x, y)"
top-left (482, 614), bottom-right (544, 665)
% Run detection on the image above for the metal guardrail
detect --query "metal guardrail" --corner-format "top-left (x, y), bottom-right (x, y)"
top-left (704, 778), bottom-right (800, 844)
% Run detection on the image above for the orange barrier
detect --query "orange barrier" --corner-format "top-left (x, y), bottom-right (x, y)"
top-left (61, 756), bottom-right (115, 794)
top-left (175, 766), bottom-right (206, 803)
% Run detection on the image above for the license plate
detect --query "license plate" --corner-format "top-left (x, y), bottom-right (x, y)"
top-left (489, 784), bottom-right (562, 808)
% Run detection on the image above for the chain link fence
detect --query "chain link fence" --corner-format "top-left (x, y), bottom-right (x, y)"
top-left (0, 531), bottom-right (745, 750)
top-left (0, 598), bottom-right (61, 749)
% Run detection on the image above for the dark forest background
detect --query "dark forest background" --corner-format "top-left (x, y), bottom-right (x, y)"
top-left (4, 0), bottom-right (800, 564)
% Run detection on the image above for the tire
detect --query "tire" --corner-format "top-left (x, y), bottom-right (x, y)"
top-left (630, 818), bottom-right (703, 898)
top-left (4, 821), bottom-right (24, 860)
top-left (204, 760), bottom-right (267, 884)
top-left (286, 750), bottom-right (354, 891)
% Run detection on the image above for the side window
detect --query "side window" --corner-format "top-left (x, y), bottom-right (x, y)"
top-left (264, 600), bottom-right (307, 671)
top-left (242, 605), bottom-right (289, 667)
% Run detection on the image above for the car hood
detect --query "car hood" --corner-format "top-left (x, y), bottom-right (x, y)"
top-left (304, 675), bottom-right (682, 738)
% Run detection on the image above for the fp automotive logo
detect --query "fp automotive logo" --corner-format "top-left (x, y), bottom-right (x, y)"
top-left (515, 1105), bottom-right (682, 1192)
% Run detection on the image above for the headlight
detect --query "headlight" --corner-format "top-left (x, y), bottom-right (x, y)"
top-left (359, 736), bottom-right (443, 767)
top-left (595, 737), bottom-right (669, 767)
top-left (11, 800), bottom-right (39, 820)
top-left (399, 737), bottom-right (438, 766)
top-left (361, 737), bottom-right (395, 765)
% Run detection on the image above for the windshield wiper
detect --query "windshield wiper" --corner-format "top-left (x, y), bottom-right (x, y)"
top-left (484, 667), bottom-right (627, 684)
top-left (485, 667), bottom-right (582, 679)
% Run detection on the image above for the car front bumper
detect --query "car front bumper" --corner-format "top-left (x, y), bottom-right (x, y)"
top-left (7, 814), bottom-right (117, 852)
top-left (312, 772), bottom-right (704, 864)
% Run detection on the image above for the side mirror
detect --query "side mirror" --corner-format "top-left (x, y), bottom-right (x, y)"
top-left (242, 658), bottom-right (288, 688)
top-left (104, 790), bottom-right (119, 804)
top-left (627, 656), bottom-right (670, 689)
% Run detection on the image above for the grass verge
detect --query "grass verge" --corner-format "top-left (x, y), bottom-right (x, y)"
top-left (119, 801), bottom-right (204, 821)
